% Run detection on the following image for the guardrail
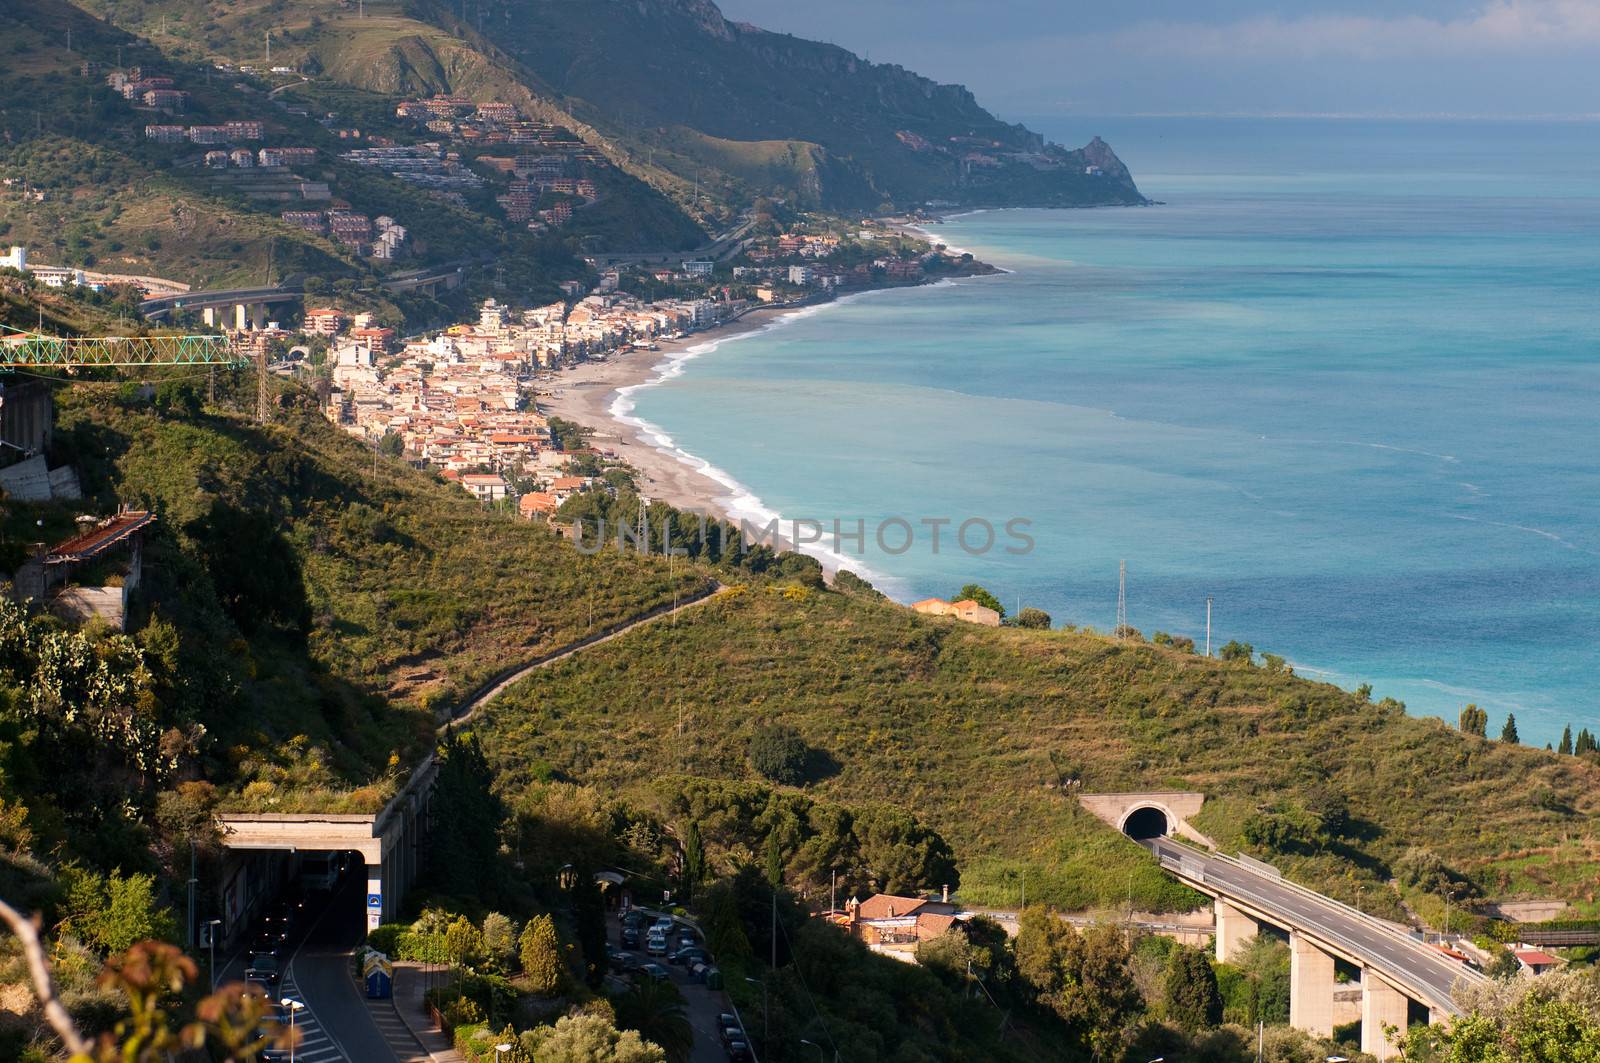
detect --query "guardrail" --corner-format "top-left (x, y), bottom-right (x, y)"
top-left (1152, 836), bottom-right (1486, 1012)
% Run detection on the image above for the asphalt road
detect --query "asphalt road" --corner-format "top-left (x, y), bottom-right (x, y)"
top-left (287, 871), bottom-right (406, 1062)
top-left (610, 910), bottom-right (746, 1063)
top-left (1146, 838), bottom-right (1483, 1013)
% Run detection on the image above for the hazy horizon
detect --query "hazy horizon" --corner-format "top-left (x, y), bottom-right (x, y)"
top-left (717, 0), bottom-right (1600, 123)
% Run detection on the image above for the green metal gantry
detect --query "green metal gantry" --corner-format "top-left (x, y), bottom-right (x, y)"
top-left (0, 328), bottom-right (245, 368)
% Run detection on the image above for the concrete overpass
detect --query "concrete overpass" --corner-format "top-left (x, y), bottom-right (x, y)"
top-left (1146, 836), bottom-right (1487, 1059)
top-left (216, 754), bottom-right (436, 935)
top-left (140, 284), bottom-right (303, 328)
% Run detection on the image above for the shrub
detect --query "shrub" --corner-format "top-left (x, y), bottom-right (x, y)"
top-left (748, 723), bottom-right (808, 786)
top-left (1014, 607), bottom-right (1051, 629)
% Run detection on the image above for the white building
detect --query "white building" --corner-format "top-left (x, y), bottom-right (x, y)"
top-left (0, 246), bottom-right (25, 272)
top-left (683, 259), bottom-right (715, 277)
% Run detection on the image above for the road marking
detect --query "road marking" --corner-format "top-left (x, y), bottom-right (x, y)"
top-left (279, 967), bottom-right (350, 1063)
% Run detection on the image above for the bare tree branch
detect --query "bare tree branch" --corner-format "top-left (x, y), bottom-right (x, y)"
top-left (0, 894), bottom-right (90, 1056)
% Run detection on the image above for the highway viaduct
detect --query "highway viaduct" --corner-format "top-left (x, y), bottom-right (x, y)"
top-left (1084, 793), bottom-right (1487, 1060)
top-left (137, 264), bottom-right (469, 326)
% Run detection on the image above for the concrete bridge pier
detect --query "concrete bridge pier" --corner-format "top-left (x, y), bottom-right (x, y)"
top-left (1361, 970), bottom-right (1411, 1060)
top-left (203, 306), bottom-right (218, 327)
top-left (250, 303), bottom-right (267, 330)
top-left (1289, 931), bottom-right (1337, 1038)
top-left (1214, 899), bottom-right (1259, 962)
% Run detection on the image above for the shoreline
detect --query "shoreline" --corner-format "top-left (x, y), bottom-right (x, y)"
top-left (536, 265), bottom-right (1008, 584)
top-left (535, 303), bottom-right (810, 538)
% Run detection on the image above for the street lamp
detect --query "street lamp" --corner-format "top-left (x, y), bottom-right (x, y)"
top-left (280, 998), bottom-right (305, 1063)
top-left (1327, 1056), bottom-right (1350, 1063)
top-left (801, 1039), bottom-right (825, 1062)
top-left (745, 976), bottom-right (769, 1045)
top-left (494, 1044), bottom-right (513, 1061)
top-left (205, 918), bottom-right (222, 992)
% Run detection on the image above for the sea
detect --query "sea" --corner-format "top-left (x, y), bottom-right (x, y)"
top-left (618, 117), bottom-right (1600, 747)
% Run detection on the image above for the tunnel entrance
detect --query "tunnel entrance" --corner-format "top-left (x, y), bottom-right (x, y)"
top-left (1123, 806), bottom-right (1169, 840)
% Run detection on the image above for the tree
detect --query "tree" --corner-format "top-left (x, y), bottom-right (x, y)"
top-left (748, 724), bottom-right (808, 786)
top-left (765, 828), bottom-right (783, 888)
top-left (1501, 714), bottom-right (1520, 744)
top-left (680, 821), bottom-right (705, 904)
top-left (519, 914), bottom-right (564, 995)
top-left (1014, 607), bottom-right (1051, 629)
top-left (956, 584), bottom-right (1004, 617)
top-left (378, 431), bottom-right (404, 457)
top-left (430, 733), bottom-right (505, 902)
top-left (701, 881), bottom-right (752, 962)
top-left (612, 978), bottom-right (693, 1063)
top-left (1459, 704), bottom-right (1488, 737)
top-left (60, 867), bottom-right (177, 955)
top-left (1559, 725), bottom-right (1574, 755)
top-left (1218, 640), bottom-right (1253, 663)
top-left (851, 804), bottom-right (958, 895)
top-left (1579, 729), bottom-right (1598, 756)
top-left (1164, 945), bottom-right (1224, 1031)
top-left (481, 913), bottom-right (517, 973)
top-left (1014, 908), bottom-right (1141, 1059)
top-left (519, 1012), bottom-right (667, 1063)
top-left (573, 875), bottom-right (608, 989)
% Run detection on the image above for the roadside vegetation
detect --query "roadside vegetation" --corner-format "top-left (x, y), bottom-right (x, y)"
top-left (476, 576), bottom-right (1600, 921)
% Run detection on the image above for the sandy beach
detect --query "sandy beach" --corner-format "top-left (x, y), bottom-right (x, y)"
top-left (534, 304), bottom-right (801, 525)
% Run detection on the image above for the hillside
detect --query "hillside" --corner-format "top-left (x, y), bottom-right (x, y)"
top-left (52, 387), bottom-right (698, 803)
top-left (474, 580), bottom-right (1600, 920)
top-left (61, 0), bottom-right (1143, 221)
top-left (479, 0), bottom-right (1146, 210)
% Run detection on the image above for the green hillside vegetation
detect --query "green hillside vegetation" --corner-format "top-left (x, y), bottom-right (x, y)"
top-left (43, 382), bottom-right (699, 811)
top-left (475, 580), bottom-right (1600, 917)
top-left (482, 0), bottom-right (1146, 209)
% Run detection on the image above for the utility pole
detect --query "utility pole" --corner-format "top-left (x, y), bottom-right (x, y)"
top-left (264, 29), bottom-right (271, 66)
top-left (1119, 560), bottom-right (1128, 636)
top-left (1205, 596), bottom-right (1213, 657)
top-left (186, 840), bottom-right (197, 949)
top-left (256, 347), bottom-right (269, 424)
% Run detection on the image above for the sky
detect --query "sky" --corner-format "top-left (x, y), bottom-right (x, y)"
top-left (715, 0), bottom-right (1600, 119)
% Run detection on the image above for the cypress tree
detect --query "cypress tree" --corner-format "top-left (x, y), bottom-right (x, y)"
top-left (1578, 729), bottom-right (1597, 755)
top-left (766, 829), bottom-right (783, 888)
top-left (519, 914), bottom-right (564, 995)
top-left (1559, 725), bottom-right (1573, 755)
top-left (1500, 714), bottom-right (1519, 744)
top-left (682, 820), bottom-right (706, 904)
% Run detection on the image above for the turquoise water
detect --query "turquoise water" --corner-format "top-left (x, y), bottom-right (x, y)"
top-left (625, 118), bottom-right (1600, 747)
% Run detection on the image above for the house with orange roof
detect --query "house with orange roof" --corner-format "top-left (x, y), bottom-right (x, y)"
top-left (519, 492), bottom-right (560, 520)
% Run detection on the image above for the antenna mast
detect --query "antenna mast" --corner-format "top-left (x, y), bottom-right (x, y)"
top-left (1116, 560), bottom-right (1127, 639)
top-left (1205, 596), bottom-right (1213, 657)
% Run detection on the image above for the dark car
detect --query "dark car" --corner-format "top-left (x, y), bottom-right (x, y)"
top-left (607, 946), bottom-right (630, 971)
top-left (620, 927), bottom-right (641, 949)
top-left (670, 946), bottom-right (710, 967)
top-left (244, 954), bottom-right (280, 987)
top-left (717, 1013), bottom-right (738, 1031)
top-left (727, 1039), bottom-right (751, 1061)
top-left (621, 910), bottom-right (649, 931)
top-left (637, 962), bottom-right (671, 982)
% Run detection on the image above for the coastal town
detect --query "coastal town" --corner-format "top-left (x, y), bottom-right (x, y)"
top-left (244, 222), bottom-right (981, 518)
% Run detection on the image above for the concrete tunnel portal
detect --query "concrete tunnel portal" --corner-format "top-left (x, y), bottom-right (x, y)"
top-left (1122, 805), bottom-right (1170, 840)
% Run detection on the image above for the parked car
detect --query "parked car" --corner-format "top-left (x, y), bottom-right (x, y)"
top-left (652, 916), bottom-right (675, 934)
top-left (637, 963), bottom-right (670, 982)
top-left (646, 934), bottom-right (668, 956)
top-left (621, 911), bottom-right (649, 931)
top-left (721, 1026), bottom-right (743, 1047)
top-left (620, 928), bottom-right (641, 949)
top-left (670, 946), bottom-right (710, 966)
top-left (607, 946), bottom-right (629, 971)
top-left (727, 1039), bottom-right (751, 1061)
top-left (717, 1014), bottom-right (739, 1034)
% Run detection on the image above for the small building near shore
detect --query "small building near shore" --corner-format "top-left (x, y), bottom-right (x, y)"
top-left (911, 597), bottom-right (1000, 627)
